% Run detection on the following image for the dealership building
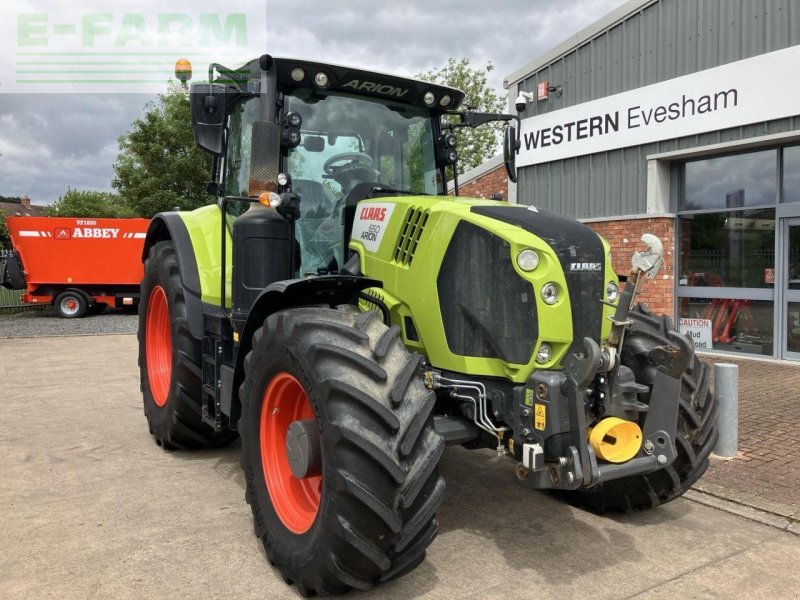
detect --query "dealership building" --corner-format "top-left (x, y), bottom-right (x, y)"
top-left (469, 0), bottom-right (800, 360)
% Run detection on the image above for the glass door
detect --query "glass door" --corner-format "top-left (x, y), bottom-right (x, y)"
top-left (781, 217), bottom-right (800, 360)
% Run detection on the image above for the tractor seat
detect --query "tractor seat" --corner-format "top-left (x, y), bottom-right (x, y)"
top-left (293, 179), bottom-right (338, 219)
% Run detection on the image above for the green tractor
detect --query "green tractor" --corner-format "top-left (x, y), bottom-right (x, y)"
top-left (138, 55), bottom-right (718, 595)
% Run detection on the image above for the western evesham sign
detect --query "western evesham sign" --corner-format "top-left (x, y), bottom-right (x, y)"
top-left (517, 44), bottom-right (800, 167)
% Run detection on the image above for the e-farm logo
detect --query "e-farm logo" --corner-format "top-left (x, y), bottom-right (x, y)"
top-left (1, 3), bottom-right (266, 93)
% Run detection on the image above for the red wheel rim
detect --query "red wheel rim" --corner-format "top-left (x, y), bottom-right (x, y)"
top-left (146, 285), bottom-right (172, 408)
top-left (260, 373), bottom-right (321, 534)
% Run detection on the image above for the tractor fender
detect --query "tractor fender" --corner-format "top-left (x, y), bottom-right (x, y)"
top-left (229, 275), bottom-right (382, 427)
top-left (141, 213), bottom-right (205, 339)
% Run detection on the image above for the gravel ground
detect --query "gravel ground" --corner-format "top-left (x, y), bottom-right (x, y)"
top-left (0, 308), bottom-right (138, 338)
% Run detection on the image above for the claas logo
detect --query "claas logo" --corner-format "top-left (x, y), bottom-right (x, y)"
top-left (55, 228), bottom-right (71, 240)
top-left (359, 206), bottom-right (387, 221)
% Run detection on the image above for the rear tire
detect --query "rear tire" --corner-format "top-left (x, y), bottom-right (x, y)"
top-left (240, 307), bottom-right (445, 595)
top-left (53, 290), bottom-right (88, 318)
top-left (562, 304), bottom-right (718, 512)
top-left (138, 240), bottom-right (237, 450)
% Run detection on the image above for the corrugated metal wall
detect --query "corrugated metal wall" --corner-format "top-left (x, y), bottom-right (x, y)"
top-left (516, 0), bottom-right (800, 218)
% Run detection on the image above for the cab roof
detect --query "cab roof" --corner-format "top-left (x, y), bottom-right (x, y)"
top-left (228, 55), bottom-right (466, 113)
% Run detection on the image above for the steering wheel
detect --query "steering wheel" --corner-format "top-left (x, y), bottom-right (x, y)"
top-left (323, 152), bottom-right (374, 176)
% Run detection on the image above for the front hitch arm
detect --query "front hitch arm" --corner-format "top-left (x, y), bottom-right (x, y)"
top-left (608, 234), bottom-right (664, 349)
top-left (563, 337), bottom-right (605, 487)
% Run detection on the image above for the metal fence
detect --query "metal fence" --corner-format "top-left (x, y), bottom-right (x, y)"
top-left (0, 287), bottom-right (26, 312)
top-left (683, 248), bottom-right (776, 288)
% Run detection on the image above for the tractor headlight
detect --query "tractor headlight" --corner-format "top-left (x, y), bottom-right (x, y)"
top-left (516, 249), bottom-right (540, 272)
top-left (541, 283), bottom-right (559, 305)
top-left (536, 343), bottom-right (552, 364)
top-left (314, 72), bottom-right (329, 87)
top-left (424, 91), bottom-right (436, 105)
top-left (606, 281), bottom-right (619, 303)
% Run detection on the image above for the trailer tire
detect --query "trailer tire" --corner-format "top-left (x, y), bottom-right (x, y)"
top-left (560, 304), bottom-right (718, 512)
top-left (240, 307), bottom-right (444, 595)
top-left (138, 240), bottom-right (237, 450)
top-left (53, 289), bottom-right (88, 318)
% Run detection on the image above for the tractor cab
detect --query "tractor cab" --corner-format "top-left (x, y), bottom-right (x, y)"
top-left (189, 55), bottom-right (517, 276)
top-left (192, 56), bottom-right (462, 273)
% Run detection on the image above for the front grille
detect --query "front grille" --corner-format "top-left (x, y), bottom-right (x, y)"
top-left (437, 222), bottom-right (537, 364)
top-left (471, 205), bottom-right (605, 355)
top-left (393, 208), bottom-right (429, 266)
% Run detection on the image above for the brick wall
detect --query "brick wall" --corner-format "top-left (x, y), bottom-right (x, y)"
top-left (456, 165), bottom-right (507, 200)
top-left (587, 217), bottom-right (676, 318)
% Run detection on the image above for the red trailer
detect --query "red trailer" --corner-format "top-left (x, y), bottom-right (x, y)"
top-left (0, 216), bottom-right (149, 317)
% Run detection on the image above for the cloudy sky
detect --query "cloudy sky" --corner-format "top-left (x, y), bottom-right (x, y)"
top-left (0, 0), bottom-right (625, 205)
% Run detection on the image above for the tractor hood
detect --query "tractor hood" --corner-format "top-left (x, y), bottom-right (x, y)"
top-left (350, 197), bottom-right (617, 382)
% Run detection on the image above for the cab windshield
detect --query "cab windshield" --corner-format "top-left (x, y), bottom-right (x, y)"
top-left (285, 92), bottom-right (438, 273)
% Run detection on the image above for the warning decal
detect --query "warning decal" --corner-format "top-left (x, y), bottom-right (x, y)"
top-left (534, 403), bottom-right (546, 431)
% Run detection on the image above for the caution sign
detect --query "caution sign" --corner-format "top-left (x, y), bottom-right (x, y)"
top-left (55, 228), bottom-right (71, 240)
top-left (534, 403), bottom-right (546, 431)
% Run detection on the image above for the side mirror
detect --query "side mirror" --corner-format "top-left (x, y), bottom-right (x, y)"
top-left (302, 136), bottom-right (325, 152)
top-left (504, 126), bottom-right (519, 183)
top-left (190, 83), bottom-right (227, 155)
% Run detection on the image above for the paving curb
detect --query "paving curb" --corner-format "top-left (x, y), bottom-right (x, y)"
top-left (0, 331), bottom-right (137, 340)
top-left (685, 489), bottom-right (799, 535)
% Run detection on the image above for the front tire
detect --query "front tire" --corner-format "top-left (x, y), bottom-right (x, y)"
top-left (563, 304), bottom-right (718, 511)
top-left (240, 307), bottom-right (445, 595)
top-left (138, 240), bottom-right (236, 449)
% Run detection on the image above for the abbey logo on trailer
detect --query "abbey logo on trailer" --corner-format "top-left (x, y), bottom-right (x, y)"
top-left (16, 227), bottom-right (147, 239)
top-left (70, 227), bottom-right (121, 239)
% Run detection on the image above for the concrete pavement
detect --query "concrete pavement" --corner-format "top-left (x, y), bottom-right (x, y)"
top-left (2, 335), bottom-right (799, 599)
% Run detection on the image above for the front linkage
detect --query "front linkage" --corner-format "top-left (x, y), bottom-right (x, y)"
top-left (541, 234), bottom-right (687, 490)
top-left (453, 235), bottom-right (694, 492)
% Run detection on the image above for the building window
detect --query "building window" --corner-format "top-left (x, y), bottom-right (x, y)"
top-left (783, 145), bottom-right (800, 203)
top-left (681, 149), bottom-right (777, 210)
top-left (679, 209), bottom-right (775, 289)
top-left (677, 148), bottom-right (781, 357)
top-left (678, 298), bottom-right (774, 356)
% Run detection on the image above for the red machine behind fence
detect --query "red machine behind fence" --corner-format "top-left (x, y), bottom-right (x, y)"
top-left (0, 216), bottom-right (150, 317)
